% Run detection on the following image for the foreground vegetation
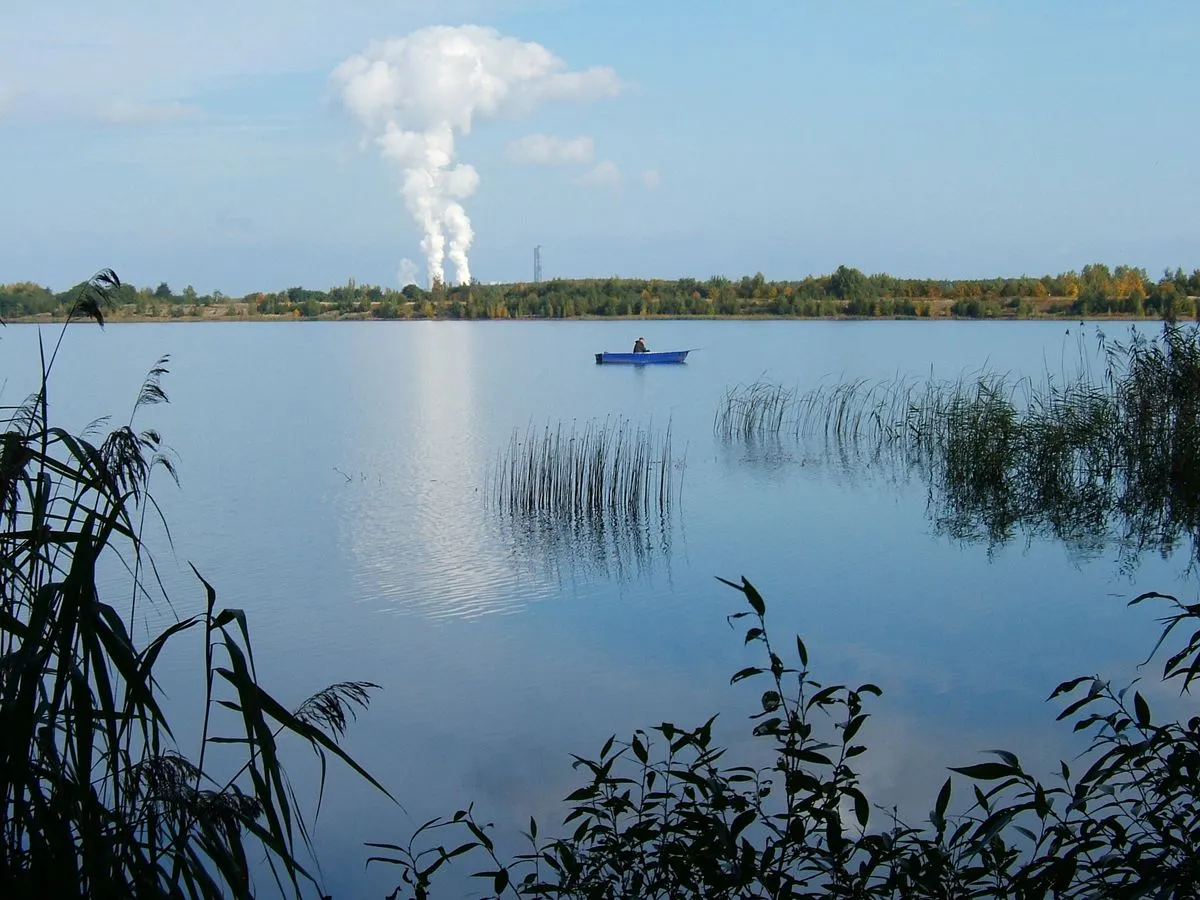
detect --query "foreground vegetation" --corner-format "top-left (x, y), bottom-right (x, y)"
top-left (375, 577), bottom-right (1200, 898)
top-left (0, 272), bottom-right (389, 898)
top-left (3, 263), bottom-right (1199, 322)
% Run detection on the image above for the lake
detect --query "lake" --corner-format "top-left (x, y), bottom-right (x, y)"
top-left (1, 317), bottom-right (1187, 897)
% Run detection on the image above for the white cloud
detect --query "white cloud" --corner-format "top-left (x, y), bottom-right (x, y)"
top-left (331, 25), bottom-right (621, 134)
top-left (332, 24), bottom-right (623, 287)
top-left (579, 160), bottom-right (621, 188)
top-left (641, 168), bottom-right (661, 189)
top-left (508, 133), bottom-right (594, 165)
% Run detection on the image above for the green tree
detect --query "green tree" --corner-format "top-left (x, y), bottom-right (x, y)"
top-left (829, 265), bottom-right (868, 302)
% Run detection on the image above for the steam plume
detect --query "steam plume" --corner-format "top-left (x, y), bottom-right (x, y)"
top-left (398, 258), bottom-right (420, 288)
top-left (333, 25), bottom-right (621, 286)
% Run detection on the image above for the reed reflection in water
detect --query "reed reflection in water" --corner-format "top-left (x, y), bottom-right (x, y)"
top-left (497, 507), bottom-right (678, 587)
top-left (490, 417), bottom-right (684, 584)
top-left (716, 324), bottom-right (1200, 572)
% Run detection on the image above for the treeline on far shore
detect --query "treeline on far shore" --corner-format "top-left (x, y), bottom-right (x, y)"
top-left (4, 263), bottom-right (1200, 323)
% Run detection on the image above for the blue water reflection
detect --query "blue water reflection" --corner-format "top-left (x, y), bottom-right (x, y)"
top-left (0, 318), bottom-right (1184, 897)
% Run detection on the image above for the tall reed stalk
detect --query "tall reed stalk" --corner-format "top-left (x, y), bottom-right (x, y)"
top-left (1, 271), bottom-right (390, 899)
top-left (714, 380), bottom-right (796, 440)
top-left (491, 418), bottom-right (680, 521)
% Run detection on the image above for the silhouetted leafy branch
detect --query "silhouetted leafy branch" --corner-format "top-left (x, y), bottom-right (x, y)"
top-left (375, 577), bottom-right (1200, 898)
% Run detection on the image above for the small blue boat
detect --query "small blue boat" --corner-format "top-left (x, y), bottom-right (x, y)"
top-left (594, 350), bottom-right (691, 365)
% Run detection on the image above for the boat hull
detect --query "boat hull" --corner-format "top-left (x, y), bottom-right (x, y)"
top-left (594, 350), bottom-right (690, 365)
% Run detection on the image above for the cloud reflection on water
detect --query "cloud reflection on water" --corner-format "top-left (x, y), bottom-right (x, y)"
top-left (336, 322), bottom-right (542, 619)
top-left (335, 325), bottom-right (682, 620)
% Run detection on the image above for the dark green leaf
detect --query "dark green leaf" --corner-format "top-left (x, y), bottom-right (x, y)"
top-left (842, 713), bottom-right (868, 743)
top-left (1133, 691), bottom-right (1150, 728)
top-left (987, 749), bottom-right (1022, 770)
top-left (950, 762), bottom-right (1020, 781)
top-left (743, 578), bottom-right (766, 616)
top-left (934, 776), bottom-right (952, 824)
top-left (730, 809), bottom-right (756, 839)
top-left (631, 735), bottom-right (648, 764)
top-left (850, 788), bottom-right (869, 828)
top-left (1034, 784), bottom-right (1050, 819)
top-left (1048, 676), bottom-right (1091, 700)
top-left (731, 666), bottom-right (763, 684)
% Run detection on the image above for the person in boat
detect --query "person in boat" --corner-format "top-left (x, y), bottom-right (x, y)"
top-left (633, 337), bottom-right (649, 353)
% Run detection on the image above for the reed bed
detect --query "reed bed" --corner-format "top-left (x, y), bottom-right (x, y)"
top-left (492, 417), bottom-right (680, 520)
top-left (714, 380), bottom-right (796, 440)
top-left (793, 375), bottom-right (964, 447)
top-left (714, 324), bottom-right (1200, 564)
top-left (715, 375), bottom-right (972, 447)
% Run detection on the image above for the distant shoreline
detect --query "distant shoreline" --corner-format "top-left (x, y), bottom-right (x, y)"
top-left (6, 265), bottom-right (1197, 323)
top-left (2, 311), bottom-right (1173, 325)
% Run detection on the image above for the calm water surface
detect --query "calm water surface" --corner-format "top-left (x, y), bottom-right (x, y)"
top-left (1, 318), bottom-right (1185, 897)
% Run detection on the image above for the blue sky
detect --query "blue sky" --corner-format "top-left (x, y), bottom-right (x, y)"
top-left (2, 0), bottom-right (1197, 293)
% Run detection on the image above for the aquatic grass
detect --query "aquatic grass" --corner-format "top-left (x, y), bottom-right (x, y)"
top-left (717, 374), bottom-right (983, 448)
top-left (804, 369), bottom-right (1141, 553)
top-left (491, 417), bottom-right (680, 521)
top-left (714, 380), bottom-right (796, 440)
top-left (715, 324), bottom-right (1200, 566)
top-left (494, 417), bottom-right (682, 585)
